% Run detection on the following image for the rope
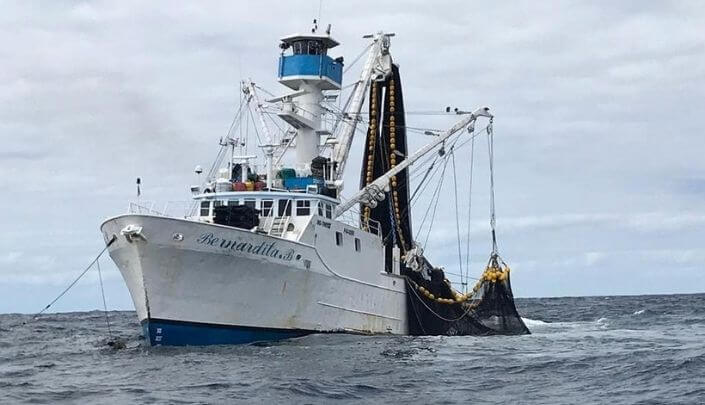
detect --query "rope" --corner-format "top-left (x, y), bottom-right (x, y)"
top-left (343, 43), bottom-right (373, 74)
top-left (96, 256), bottom-right (112, 338)
top-left (388, 197), bottom-right (397, 246)
top-left (419, 142), bottom-right (457, 249)
top-left (408, 155), bottom-right (439, 202)
top-left (451, 150), bottom-right (464, 288)
top-left (33, 236), bottom-right (117, 319)
top-left (487, 119), bottom-right (498, 254)
top-left (464, 135), bottom-right (476, 293)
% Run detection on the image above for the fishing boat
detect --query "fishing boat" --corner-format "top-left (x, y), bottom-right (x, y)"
top-left (100, 22), bottom-right (529, 346)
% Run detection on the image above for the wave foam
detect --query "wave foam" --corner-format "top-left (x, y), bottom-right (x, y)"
top-left (522, 318), bottom-right (549, 327)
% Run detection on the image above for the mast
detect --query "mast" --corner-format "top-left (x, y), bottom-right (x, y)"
top-left (244, 80), bottom-right (276, 189)
top-left (331, 32), bottom-right (394, 184)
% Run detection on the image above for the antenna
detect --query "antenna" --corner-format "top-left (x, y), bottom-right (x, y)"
top-left (318, 0), bottom-right (323, 25)
top-left (136, 177), bottom-right (142, 206)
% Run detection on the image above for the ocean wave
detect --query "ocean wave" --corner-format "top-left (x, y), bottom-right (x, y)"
top-left (596, 317), bottom-right (610, 329)
top-left (1, 296), bottom-right (704, 404)
top-left (521, 318), bottom-right (549, 327)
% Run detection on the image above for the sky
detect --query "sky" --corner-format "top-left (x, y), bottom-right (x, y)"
top-left (1, 0), bottom-right (704, 313)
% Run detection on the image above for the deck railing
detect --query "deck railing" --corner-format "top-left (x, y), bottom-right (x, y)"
top-left (126, 199), bottom-right (381, 238)
top-left (337, 209), bottom-right (381, 238)
top-left (127, 201), bottom-right (198, 218)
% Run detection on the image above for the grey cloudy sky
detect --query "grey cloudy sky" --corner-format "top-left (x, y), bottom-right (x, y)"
top-left (1, 1), bottom-right (704, 313)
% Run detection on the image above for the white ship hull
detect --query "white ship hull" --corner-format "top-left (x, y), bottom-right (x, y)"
top-left (101, 214), bottom-right (408, 345)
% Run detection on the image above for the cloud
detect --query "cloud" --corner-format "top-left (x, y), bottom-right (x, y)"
top-left (0, 1), bottom-right (704, 311)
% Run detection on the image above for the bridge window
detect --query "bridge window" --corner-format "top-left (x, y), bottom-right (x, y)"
top-left (308, 40), bottom-right (322, 55)
top-left (278, 199), bottom-right (292, 216)
top-left (200, 201), bottom-right (211, 216)
top-left (317, 201), bottom-right (324, 216)
top-left (291, 40), bottom-right (326, 56)
top-left (244, 199), bottom-right (256, 210)
top-left (261, 199), bottom-right (273, 216)
top-left (335, 231), bottom-right (343, 246)
top-left (325, 204), bottom-right (333, 219)
top-left (227, 199), bottom-right (240, 206)
top-left (296, 200), bottom-right (311, 216)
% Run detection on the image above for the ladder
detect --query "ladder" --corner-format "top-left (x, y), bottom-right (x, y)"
top-left (269, 216), bottom-right (288, 237)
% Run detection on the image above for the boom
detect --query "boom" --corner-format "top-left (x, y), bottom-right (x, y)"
top-left (334, 107), bottom-right (493, 218)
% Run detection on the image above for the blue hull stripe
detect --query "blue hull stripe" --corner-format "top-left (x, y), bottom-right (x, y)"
top-left (141, 318), bottom-right (311, 346)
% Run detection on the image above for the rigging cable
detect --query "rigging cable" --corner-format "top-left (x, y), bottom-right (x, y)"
top-left (464, 134), bottom-right (476, 293)
top-left (486, 118), bottom-right (498, 254)
top-left (398, 125), bottom-right (489, 234)
top-left (33, 236), bottom-right (117, 319)
top-left (247, 107), bottom-right (264, 146)
top-left (343, 43), bottom-right (373, 74)
top-left (451, 150), bottom-right (465, 290)
top-left (419, 146), bottom-right (451, 249)
top-left (95, 256), bottom-right (112, 338)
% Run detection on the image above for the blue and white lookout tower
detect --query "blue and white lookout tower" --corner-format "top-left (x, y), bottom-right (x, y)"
top-left (276, 29), bottom-right (344, 169)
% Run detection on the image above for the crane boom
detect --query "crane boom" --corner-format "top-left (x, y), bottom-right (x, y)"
top-left (334, 107), bottom-right (493, 218)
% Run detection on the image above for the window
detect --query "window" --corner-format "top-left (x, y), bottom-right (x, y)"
top-left (308, 41), bottom-right (321, 55)
top-left (317, 201), bottom-right (324, 216)
top-left (325, 204), bottom-right (333, 219)
top-left (244, 199), bottom-right (256, 210)
top-left (296, 200), bottom-right (311, 216)
top-left (227, 199), bottom-right (240, 206)
top-left (214, 200), bottom-right (224, 208)
top-left (200, 201), bottom-right (211, 216)
top-left (335, 231), bottom-right (343, 246)
top-left (278, 199), bottom-right (292, 216)
top-left (355, 238), bottom-right (361, 252)
top-left (261, 199), bottom-right (273, 216)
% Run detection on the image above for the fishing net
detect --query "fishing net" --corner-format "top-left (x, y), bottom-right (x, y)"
top-left (404, 254), bottom-right (530, 335)
top-left (359, 63), bottom-right (529, 336)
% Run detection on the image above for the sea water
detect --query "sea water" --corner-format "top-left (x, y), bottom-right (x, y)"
top-left (1, 294), bottom-right (704, 404)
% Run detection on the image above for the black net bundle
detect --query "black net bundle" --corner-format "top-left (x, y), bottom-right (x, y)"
top-left (404, 254), bottom-right (530, 335)
top-left (213, 205), bottom-right (259, 230)
top-left (359, 63), bottom-right (529, 336)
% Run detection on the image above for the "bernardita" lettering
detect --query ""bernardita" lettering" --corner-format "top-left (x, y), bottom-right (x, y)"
top-left (196, 232), bottom-right (295, 261)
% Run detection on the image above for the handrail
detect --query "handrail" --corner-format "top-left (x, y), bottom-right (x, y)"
top-left (127, 201), bottom-right (198, 218)
top-left (127, 198), bottom-right (380, 238)
top-left (336, 209), bottom-right (381, 238)
top-left (127, 202), bottom-right (163, 216)
top-left (262, 203), bottom-right (275, 232)
top-left (282, 199), bottom-right (292, 234)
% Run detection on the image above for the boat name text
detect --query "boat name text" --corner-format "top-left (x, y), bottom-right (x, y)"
top-left (196, 232), bottom-right (296, 261)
